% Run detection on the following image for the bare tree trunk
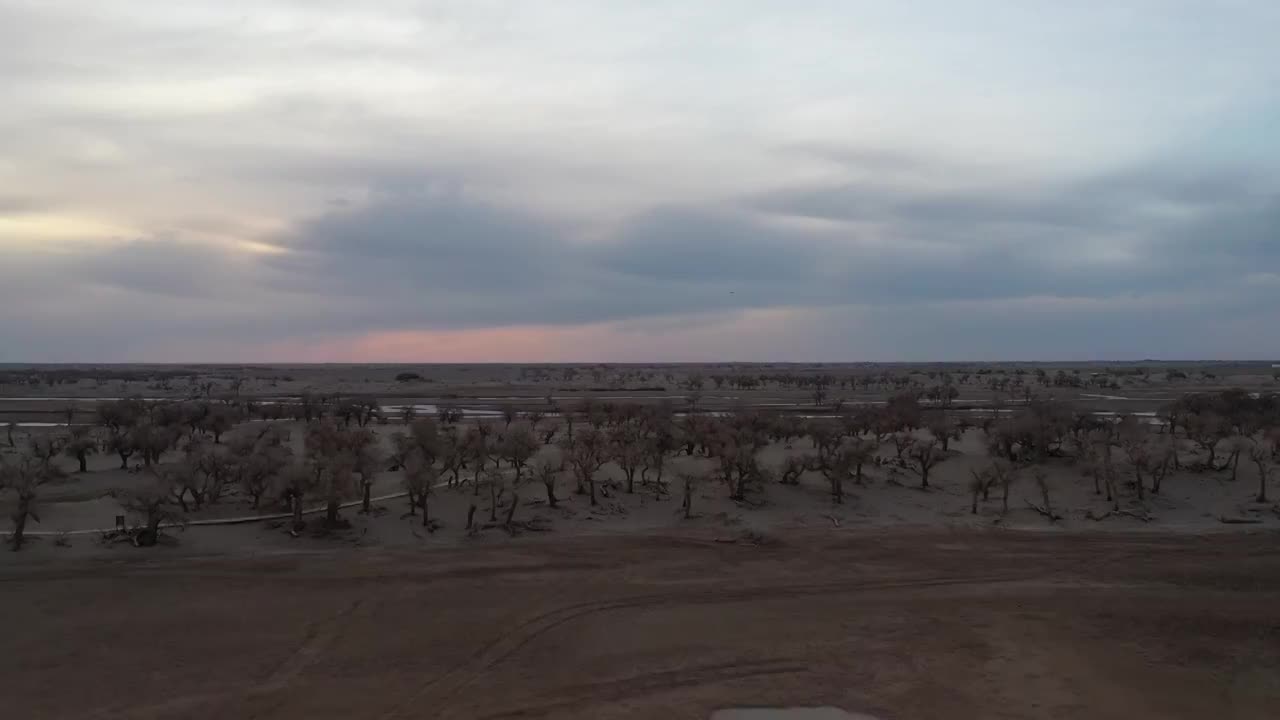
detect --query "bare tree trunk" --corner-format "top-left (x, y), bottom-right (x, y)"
top-left (505, 492), bottom-right (519, 528)
top-left (10, 500), bottom-right (31, 551)
top-left (142, 513), bottom-right (162, 547)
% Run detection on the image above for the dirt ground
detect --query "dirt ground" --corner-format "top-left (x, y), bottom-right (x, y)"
top-left (3, 528), bottom-right (1278, 720)
top-left (3, 364), bottom-right (1279, 718)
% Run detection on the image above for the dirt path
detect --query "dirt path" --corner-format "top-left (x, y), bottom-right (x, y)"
top-left (2, 529), bottom-right (1278, 719)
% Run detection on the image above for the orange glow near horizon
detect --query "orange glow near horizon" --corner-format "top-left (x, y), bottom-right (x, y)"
top-left (257, 308), bottom-right (810, 363)
top-left (263, 324), bottom-right (655, 364)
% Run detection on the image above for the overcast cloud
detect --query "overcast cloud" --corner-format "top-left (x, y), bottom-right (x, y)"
top-left (2, 1), bottom-right (1278, 362)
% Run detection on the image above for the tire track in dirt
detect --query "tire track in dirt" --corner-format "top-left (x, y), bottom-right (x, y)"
top-left (379, 570), bottom-right (1045, 719)
top-left (477, 658), bottom-right (811, 719)
top-left (81, 598), bottom-right (370, 720)
top-left (257, 598), bottom-right (365, 692)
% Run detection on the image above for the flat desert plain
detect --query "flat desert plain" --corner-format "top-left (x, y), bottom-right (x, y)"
top-left (2, 363), bottom-right (1279, 719)
top-left (4, 530), bottom-right (1279, 719)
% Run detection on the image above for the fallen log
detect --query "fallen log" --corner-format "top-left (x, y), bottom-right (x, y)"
top-left (1218, 516), bottom-right (1263, 525)
top-left (1025, 500), bottom-right (1062, 523)
top-left (1116, 509), bottom-right (1153, 523)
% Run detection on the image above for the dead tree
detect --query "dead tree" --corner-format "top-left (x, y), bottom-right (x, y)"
top-left (1224, 435), bottom-right (1250, 483)
top-left (968, 468), bottom-right (991, 514)
top-left (532, 457), bottom-right (560, 508)
top-left (402, 456), bottom-right (439, 529)
top-left (499, 425), bottom-right (539, 486)
top-left (1249, 434), bottom-right (1276, 503)
top-left (113, 483), bottom-right (185, 547)
top-left (640, 435), bottom-right (673, 498)
top-left (609, 426), bottom-right (646, 494)
top-left (927, 415), bottom-right (955, 452)
top-left (679, 471), bottom-right (701, 519)
top-left (1118, 418), bottom-right (1150, 500)
top-left (1145, 437), bottom-right (1175, 495)
top-left (62, 428), bottom-right (98, 473)
top-left (300, 421), bottom-right (364, 528)
top-left (779, 455), bottom-right (809, 486)
top-left (561, 428), bottom-right (608, 506)
top-left (1087, 428), bottom-right (1120, 509)
top-left (1, 442), bottom-right (68, 550)
top-left (230, 427), bottom-right (293, 509)
top-left (1028, 469), bottom-right (1061, 523)
top-left (992, 460), bottom-right (1018, 515)
top-left (905, 438), bottom-right (947, 489)
top-left (463, 426), bottom-right (492, 497)
top-left (504, 485), bottom-right (521, 530)
top-left (1123, 439), bottom-right (1149, 501)
top-left (891, 432), bottom-right (914, 462)
top-left (485, 468), bottom-right (505, 523)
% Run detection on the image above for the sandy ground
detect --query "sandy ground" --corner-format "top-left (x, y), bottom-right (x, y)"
top-left (2, 529), bottom-right (1278, 719)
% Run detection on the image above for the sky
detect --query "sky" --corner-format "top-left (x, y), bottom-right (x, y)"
top-left (2, 0), bottom-right (1278, 363)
